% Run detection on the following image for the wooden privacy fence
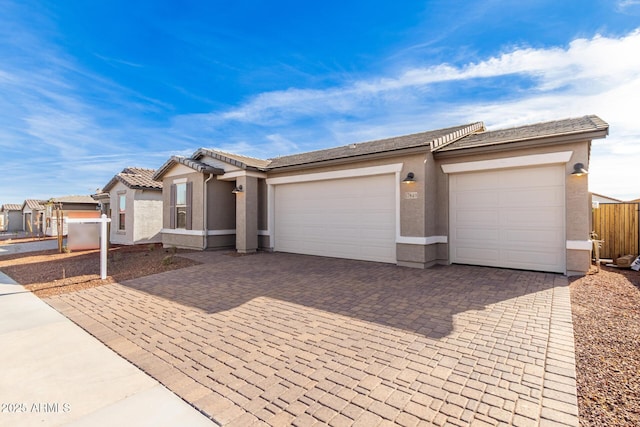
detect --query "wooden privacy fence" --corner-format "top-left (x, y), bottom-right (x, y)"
top-left (592, 203), bottom-right (640, 259)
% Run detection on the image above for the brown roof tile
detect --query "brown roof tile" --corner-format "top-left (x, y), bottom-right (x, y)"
top-left (22, 199), bottom-right (46, 210)
top-left (193, 148), bottom-right (272, 170)
top-left (436, 115), bottom-right (609, 152)
top-left (1, 203), bottom-right (22, 211)
top-left (152, 156), bottom-right (225, 181)
top-left (50, 195), bottom-right (99, 204)
top-left (267, 123), bottom-right (483, 169)
top-left (104, 167), bottom-right (163, 192)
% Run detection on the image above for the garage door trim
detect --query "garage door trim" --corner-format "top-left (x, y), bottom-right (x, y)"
top-left (441, 151), bottom-right (573, 174)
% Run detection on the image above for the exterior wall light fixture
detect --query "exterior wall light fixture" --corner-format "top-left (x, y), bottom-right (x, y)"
top-left (402, 172), bottom-right (416, 183)
top-left (571, 163), bottom-right (588, 176)
top-left (232, 185), bottom-right (243, 194)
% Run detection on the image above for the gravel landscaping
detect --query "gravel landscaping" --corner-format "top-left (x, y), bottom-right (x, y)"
top-left (0, 244), bottom-right (199, 298)
top-left (570, 266), bottom-right (640, 426)
top-left (1, 242), bottom-right (638, 426)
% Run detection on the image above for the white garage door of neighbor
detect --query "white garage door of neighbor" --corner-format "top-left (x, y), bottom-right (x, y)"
top-left (450, 164), bottom-right (565, 273)
top-left (274, 174), bottom-right (396, 263)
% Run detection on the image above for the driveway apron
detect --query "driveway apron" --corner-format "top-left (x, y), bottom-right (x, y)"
top-left (46, 251), bottom-right (579, 426)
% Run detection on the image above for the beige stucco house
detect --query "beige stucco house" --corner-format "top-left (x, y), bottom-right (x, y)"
top-left (22, 199), bottom-right (46, 235)
top-left (154, 115), bottom-right (609, 275)
top-left (43, 195), bottom-right (99, 237)
top-left (1, 204), bottom-right (23, 232)
top-left (100, 167), bottom-right (163, 245)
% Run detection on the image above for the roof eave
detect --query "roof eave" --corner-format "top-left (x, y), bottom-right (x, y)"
top-left (153, 156), bottom-right (225, 181)
top-left (434, 128), bottom-right (609, 159)
top-left (193, 148), bottom-right (268, 171)
top-left (267, 145), bottom-right (433, 173)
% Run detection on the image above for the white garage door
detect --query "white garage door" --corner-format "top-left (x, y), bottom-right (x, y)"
top-left (450, 165), bottom-right (565, 273)
top-left (274, 174), bottom-right (396, 263)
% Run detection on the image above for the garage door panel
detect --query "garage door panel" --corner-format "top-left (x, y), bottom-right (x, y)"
top-left (274, 174), bottom-right (396, 263)
top-left (499, 207), bottom-right (564, 226)
top-left (450, 165), bottom-right (565, 273)
top-left (456, 226), bottom-right (499, 241)
top-left (499, 166), bottom-right (564, 187)
top-left (455, 171), bottom-right (500, 190)
top-left (503, 228), bottom-right (564, 246)
top-left (455, 191), bottom-right (500, 208)
top-left (454, 246), bottom-right (500, 263)
top-left (455, 209), bottom-right (499, 225)
top-left (499, 188), bottom-right (564, 207)
top-left (503, 249), bottom-right (561, 268)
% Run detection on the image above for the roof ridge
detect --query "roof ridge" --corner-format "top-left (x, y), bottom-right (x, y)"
top-left (584, 114), bottom-right (609, 131)
top-left (206, 149), bottom-right (266, 162)
top-left (430, 122), bottom-right (485, 152)
top-left (436, 115), bottom-right (609, 153)
top-left (267, 122), bottom-right (480, 169)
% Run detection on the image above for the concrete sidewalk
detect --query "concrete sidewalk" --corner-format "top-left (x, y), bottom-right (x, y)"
top-left (0, 271), bottom-right (216, 427)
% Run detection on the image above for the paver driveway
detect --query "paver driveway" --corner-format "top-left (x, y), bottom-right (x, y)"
top-left (47, 252), bottom-right (579, 426)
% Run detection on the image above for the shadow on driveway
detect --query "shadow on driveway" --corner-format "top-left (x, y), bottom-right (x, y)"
top-left (120, 251), bottom-right (560, 340)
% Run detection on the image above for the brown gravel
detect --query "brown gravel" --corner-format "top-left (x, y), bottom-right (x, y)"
top-left (570, 266), bottom-right (640, 426)
top-left (0, 244), bottom-right (200, 298)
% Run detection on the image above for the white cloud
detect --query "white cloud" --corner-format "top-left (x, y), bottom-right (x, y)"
top-left (188, 29), bottom-right (640, 200)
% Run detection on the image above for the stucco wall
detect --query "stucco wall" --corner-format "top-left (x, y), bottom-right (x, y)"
top-left (132, 190), bottom-right (163, 244)
top-left (208, 179), bottom-right (236, 230)
top-left (162, 232), bottom-right (203, 250)
top-left (6, 211), bottom-right (23, 232)
top-left (206, 234), bottom-right (236, 249)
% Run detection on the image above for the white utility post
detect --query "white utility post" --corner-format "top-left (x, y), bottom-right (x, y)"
top-left (65, 214), bottom-right (111, 280)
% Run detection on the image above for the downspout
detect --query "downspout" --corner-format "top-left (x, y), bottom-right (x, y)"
top-left (203, 173), bottom-right (214, 250)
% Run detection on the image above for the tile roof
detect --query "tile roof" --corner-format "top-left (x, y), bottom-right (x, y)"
top-left (193, 149), bottom-right (272, 170)
top-left (50, 195), bottom-right (99, 204)
top-left (436, 115), bottom-right (609, 152)
top-left (103, 167), bottom-right (163, 192)
top-left (22, 199), bottom-right (46, 210)
top-left (1, 203), bottom-right (22, 211)
top-left (153, 156), bottom-right (225, 181)
top-left (155, 115), bottom-right (608, 177)
top-left (267, 123), bottom-right (483, 169)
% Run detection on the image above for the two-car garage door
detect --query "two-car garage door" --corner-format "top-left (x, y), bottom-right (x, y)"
top-left (272, 164), bottom-right (566, 273)
top-left (273, 174), bottom-right (396, 263)
top-left (449, 165), bottom-right (565, 273)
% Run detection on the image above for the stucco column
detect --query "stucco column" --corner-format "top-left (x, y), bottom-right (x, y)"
top-left (235, 175), bottom-right (258, 253)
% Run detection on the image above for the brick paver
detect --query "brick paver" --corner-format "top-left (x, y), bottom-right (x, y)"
top-left (46, 251), bottom-right (579, 426)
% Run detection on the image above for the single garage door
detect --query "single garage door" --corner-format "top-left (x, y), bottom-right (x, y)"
top-left (274, 174), bottom-right (396, 263)
top-left (450, 164), bottom-right (565, 273)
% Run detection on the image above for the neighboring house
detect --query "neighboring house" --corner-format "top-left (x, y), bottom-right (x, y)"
top-left (0, 204), bottom-right (23, 232)
top-left (591, 192), bottom-right (623, 204)
top-left (154, 115), bottom-right (609, 276)
top-left (43, 196), bottom-right (100, 236)
top-left (22, 199), bottom-right (46, 235)
top-left (101, 167), bottom-right (163, 245)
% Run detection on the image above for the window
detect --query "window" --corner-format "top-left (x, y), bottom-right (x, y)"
top-left (170, 181), bottom-right (191, 230)
top-left (175, 183), bottom-right (187, 229)
top-left (118, 194), bottom-right (126, 231)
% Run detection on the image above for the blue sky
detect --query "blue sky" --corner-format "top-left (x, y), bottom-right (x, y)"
top-left (1, 0), bottom-right (639, 204)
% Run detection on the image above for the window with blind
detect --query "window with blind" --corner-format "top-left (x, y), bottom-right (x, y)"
top-left (118, 194), bottom-right (126, 231)
top-left (170, 181), bottom-right (192, 229)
